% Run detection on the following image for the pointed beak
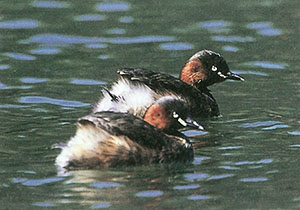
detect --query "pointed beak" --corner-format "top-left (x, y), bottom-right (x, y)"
top-left (178, 117), bottom-right (204, 130)
top-left (227, 72), bottom-right (245, 81)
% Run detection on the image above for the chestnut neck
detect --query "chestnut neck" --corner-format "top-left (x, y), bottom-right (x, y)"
top-left (180, 59), bottom-right (209, 90)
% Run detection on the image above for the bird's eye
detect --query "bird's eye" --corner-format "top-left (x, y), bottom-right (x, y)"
top-left (212, 66), bottom-right (218, 71)
top-left (173, 112), bottom-right (179, 118)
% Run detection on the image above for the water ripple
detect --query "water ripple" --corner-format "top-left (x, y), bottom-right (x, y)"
top-left (91, 182), bottom-right (123, 189)
top-left (183, 130), bottom-right (208, 137)
top-left (235, 70), bottom-right (269, 77)
top-left (0, 81), bottom-right (11, 90)
top-left (184, 173), bottom-right (209, 181)
top-left (85, 43), bottom-right (108, 49)
top-left (74, 14), bottom-right (106, 22)
top-left (160, 42), bottom-right (194, 51)
top-left (219, 166), bottom-right (240, 170)
top-left (240, 121), bottom-right (281, 128)
top-left (218, 146), bottom-right (242, 150)
top-left (71, 79), bottom-right (106, 86)
top-left (106, 28), bottom-right (126, 35)
top-left (240, 177), bottom-right (268, 182)
top-left (192, 157), bottom-right (210, 165)
top-left (0, 19), bottom-right (39, 29)
top-left (258, 28), bottom-right (281, 36)
top-left (244, 61), bottom-right (287, 69)
top-left (91, 202), bottom-right (111, 209)
top-left (119, 16), bottom-right (133, 23)
top-left (199, 20), bottom-right (231, 33)
top-left (23, 34), bottom-right (105, 45)
top-left (0, 64), bottom-right (10, 70)
top-left (20, 78), bottom-right (48, 84)
top-left (4, 53), bottom-right (36, 61)
top-left (23, 34), bottom-right (174, 45)
top-left (288, 131), bottom-right (300, 136)
top-left (173, 184), bottom-right (200, 190)
top-left (96, 3), bottom-right (131, 12)
top-left (212, 35), bottom-right (255, 42)
top-left (19, 96), bottom-right (90, 107)
top-left (262, 124), bottom-right (289, 130)
top-left (32, 1), bottom-right (70, 8)
top-left (35, 202), bottom-right (56, 207)
top-left (109, 36), bottom-right (174, 44)
top-left (247, 22), bottom-right (282, 36)
top-left (136, 190), bottom-right (163, 198)
top-left (13, 177), bottom-right (64, 186)
top-left (31, 48), bottom-right (61, 55)
top-left (207, 174), bottom-right (234, 180)
top-left (188, 195), bottom-right (211, 200)
top-left (222, 45), bottom-right (239, 52)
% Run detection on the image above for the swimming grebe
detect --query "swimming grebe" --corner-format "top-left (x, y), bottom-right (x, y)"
top-left (94, 50), bottom-right (244, 118)
top-left (56, 96), bottom-right (202, 169)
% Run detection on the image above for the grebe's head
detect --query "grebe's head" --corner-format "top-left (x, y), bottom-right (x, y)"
top-left (143, 96), bottom-right (203, 134)
top-left (180, 50), bottom-right (244, 89)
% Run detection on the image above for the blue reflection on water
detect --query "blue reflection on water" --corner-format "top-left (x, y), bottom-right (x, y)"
top-left (0, 81), bottom-right (11, 90)
top-left (240, 121), bottom-right (281, 128)
top-left (0, 64), bottom-right (10, 70)
top-left (222, 45), bottom-right (239, 52)
top-left (109, 36), bottom-right (174, 44)
top-left (91, 202), bottom-right (111, 209)
top-left (74, 14), bottom-right (106, 22)
top-left (23, 34), bottom-right (105, 45)
top-left (188, 195), bottom-right (211, 200)
top-left (240, 177), bottom-right (268, 182)
top-left (106, 28), bottom-right (126, 35)
top-left (212, 36), bottom-right (254, 42)
top-left (207, 174), bottom-right (234, 180)
top-left (218, 146), bottom-right (242, 150)
top-left (199, 20), bottom-right (231, 33)
top-left (4, 53), bottom-right (36, 61)
top-left (98, 55), bottom-right (112, 60)
top-left (245, 61), bottom-right (287, 69)
top-left (23, 34), bottom-right (174, 45)
top-left (85, 43), bottom-right (108, 49)
top-left (96, 3), bottom-right (130, 12)
top-left (160, 42), bottom-right (194, 51)
top-left (288, 131), bottom-right (300, 136)
top-left (247, 22), bottom-right (273, 29)
top-left (173, 184), bottom-right (200, 190)
top-left (20, 78), bottom-right (48, 84)
top-left (19, 96), bottom-right (90, 107)
top-left (235, 71), bottom-right (269, 77)
top-left (0, 19), bottom-right (39, 29)
top-left (13, 177), bottom-right (64, 186)
top-left (258, 28), bottom-right (281, 36)
top-left (262, 124), bottom-right (289, 130)
top-left (136, 190), bottom-right (163, 198)
top-left (31, 48), bottom-right (61, 55)
top-left (91, 182), bottom-right (123, 189)
top-left (35, 202), bottom-right (57, 207)
top-left (185, 173), bottom-right (209, 181)
top-left (247, 22), bottom-right (282, 36)
top-left (71, 79), bottom-right (106, 86)
top-left (200, 20), bottom-right (230, 29)
top-left (119, 16), bottom-right (133, 23)
top-left (192, 157), bottom-right (210, 165)
top-left (32, 1), bottom-right (70, 8)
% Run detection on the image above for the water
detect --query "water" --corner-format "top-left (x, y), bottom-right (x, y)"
top-left (1, 0), bottom-right (300, 209)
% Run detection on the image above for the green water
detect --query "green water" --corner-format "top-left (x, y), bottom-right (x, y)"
top-left (1, 0), bottom-right (300, 209)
